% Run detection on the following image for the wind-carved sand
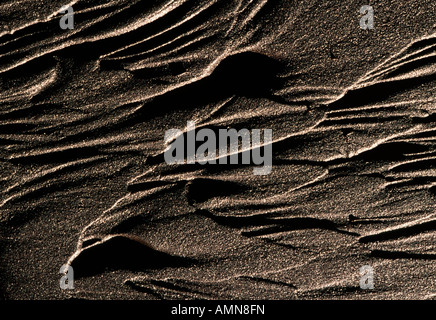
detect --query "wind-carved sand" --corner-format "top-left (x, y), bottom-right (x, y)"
top-left (0, 0), bottom-right (435, 299)
top-left (63, 32), bottom-right (436, 299)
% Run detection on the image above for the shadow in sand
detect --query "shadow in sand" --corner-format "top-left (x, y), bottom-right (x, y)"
top-left (67, 234), bottom-right (196, 278)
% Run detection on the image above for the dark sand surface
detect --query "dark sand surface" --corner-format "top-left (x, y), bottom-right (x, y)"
top-left (0, 0), bottom-right (435, 299)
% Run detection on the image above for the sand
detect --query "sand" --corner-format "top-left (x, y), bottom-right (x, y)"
top-left (0, 0), bottom-right (435, 300)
